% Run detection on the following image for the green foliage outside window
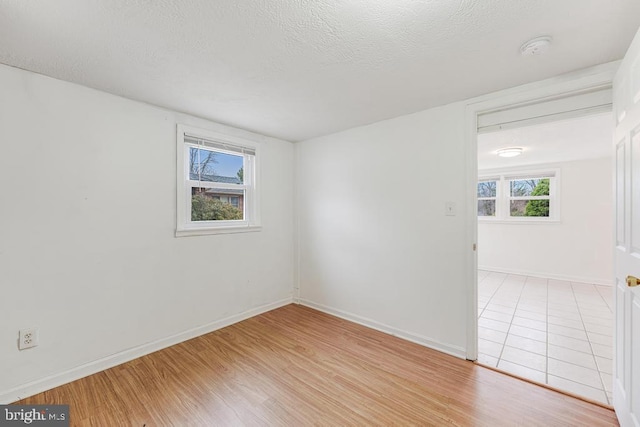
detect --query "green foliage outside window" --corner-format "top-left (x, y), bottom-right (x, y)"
top-left (191, 193), bottom-right (243, 221)
top-left (524, 178), bottom-right (550, 217)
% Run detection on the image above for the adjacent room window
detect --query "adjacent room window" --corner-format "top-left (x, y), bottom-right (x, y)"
top-left (508, 176), bottom-right (551, 217)
top-left (477, 179), bottom-right (498, 217)
top-left (176, 125), bottom-right (260, 236)
top-left (478, 171), bottom-right (558, 221)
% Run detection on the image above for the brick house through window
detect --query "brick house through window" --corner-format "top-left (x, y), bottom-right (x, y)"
top-left (190, 173), bottom-right (245, 213)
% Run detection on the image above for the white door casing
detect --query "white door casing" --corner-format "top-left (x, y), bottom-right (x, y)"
top-left (613, 26), bottom-right (640, 427)
top-left (464, 62), bottom-right (619, 361)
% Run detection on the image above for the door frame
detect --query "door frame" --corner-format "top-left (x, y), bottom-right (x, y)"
top-left (463, 62), bottom-right (620, 360)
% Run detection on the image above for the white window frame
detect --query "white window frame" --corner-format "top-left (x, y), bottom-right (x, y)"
top-left (478, 168), bottom-right (560, 223)
top-left (176, 124), bottom-right (261, 237)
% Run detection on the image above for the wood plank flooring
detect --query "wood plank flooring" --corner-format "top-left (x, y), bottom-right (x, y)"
top-left (16, 304), bottom-right (618, 426)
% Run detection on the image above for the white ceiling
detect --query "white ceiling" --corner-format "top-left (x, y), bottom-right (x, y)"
top-left (478, 112), bottom-right (613, 170)
top-left (1, 1), bottom-right (639, 142)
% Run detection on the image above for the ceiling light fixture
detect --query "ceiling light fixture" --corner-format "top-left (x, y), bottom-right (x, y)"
top-left (497, 147), bottom-right (523, 158)
top-left (520, 36), bottom-right (552, 56)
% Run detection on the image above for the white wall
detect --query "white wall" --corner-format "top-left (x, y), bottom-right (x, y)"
top-left (295, 103), bottom-right (470, 357)
top-left (0, 59), bottom-right (616, 401)
top-left (0, 64), bottom-right (294, 402)
top-left (478, 157), bottom-right (613, 285)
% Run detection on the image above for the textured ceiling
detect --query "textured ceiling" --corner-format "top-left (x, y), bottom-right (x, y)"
top-left (1, 1), bottom-right (639, 142)
top-left (478, 113), bottom-right (612, 170)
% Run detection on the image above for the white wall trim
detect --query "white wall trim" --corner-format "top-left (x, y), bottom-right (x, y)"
top-left (298, 300), bottom-right (467, 360)
top-left (293, 144), bottom-right (301, 304)
top-left (0, 297), bottom-right (293, 404)
top-left (466, 61), bottom-right (619, 108)
top-left (479, 266), bottom-right (613, 287)
top-left (463, 61), bottom-right (619, 361)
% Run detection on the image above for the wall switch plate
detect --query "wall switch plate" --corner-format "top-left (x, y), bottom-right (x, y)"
top-left (445, 202), bottom-right (457, 216)
top-left (19, 328), bottom-right (39, 350)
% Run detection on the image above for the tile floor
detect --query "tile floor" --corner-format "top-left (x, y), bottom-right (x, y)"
top-left (477, 270), bottom-right (613, 405)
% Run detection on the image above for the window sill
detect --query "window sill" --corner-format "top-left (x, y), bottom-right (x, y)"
top-left (478, 218), bottom-right (560, 225)
top-left (175, 225), bottom-right (262, 237)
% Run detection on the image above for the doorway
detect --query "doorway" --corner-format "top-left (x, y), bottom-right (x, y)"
top-left (475, 113), bottom-right (614, 405)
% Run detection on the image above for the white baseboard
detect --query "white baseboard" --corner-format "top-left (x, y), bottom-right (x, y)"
top-left (298, 299), bottom-right (466, 360)
top-left (1, 297), bottom-right (293, 404)
top-left (478, 265), bottom-right (613, 286)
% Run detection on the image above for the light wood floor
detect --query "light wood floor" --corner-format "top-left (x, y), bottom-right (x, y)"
top-left (17, 304), bottom-right (618, 426)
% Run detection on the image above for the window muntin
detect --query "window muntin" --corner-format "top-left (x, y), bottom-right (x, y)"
top-left (478, 171), bottom-right (557, 221)
top-left (177, 125), bottom-right (260, 236)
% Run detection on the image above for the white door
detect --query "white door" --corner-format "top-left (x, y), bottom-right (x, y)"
top-left (614, 26), bottom-right (640, 427)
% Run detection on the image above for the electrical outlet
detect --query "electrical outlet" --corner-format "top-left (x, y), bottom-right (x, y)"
top-left (19, 328), bottom-right (39, 350)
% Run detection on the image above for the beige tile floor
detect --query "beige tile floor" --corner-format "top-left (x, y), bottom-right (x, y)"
top-left (477, 270), bottom-right (613, 405)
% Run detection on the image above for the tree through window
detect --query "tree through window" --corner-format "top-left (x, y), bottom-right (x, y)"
top-left (477, 180), bottom-right (497, 216)
top-left (189, 146), bottom-right (245, 221)
top-left (509, 177), bottom-right (551, 217)
top-left (477, 171), bottom-right (557, 221)
top-left (176, 124), bottom-right (260, 236)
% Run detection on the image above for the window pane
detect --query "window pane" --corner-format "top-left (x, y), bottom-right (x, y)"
top-left (191, 187), bottom-right (244, 221)
top-left (510, 200), bottom-right (549, 217)
top-left (477, 181), bottom-right (497, 197)
top-left (510, 178), bottom-right (550, 197)
top-left (478, 200), bottom-right (496, 216)
top-left (189, 147), bottom-right (244, 184)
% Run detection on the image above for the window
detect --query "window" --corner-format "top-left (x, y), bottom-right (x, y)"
top-left (508, 177), bottom-right (550, 217)
top-left (176, 125), bottom-right (260, 236)
top-left (477, 170), bottom-right (558, 221)
top-left (477, 179), bottom-right (497, 217)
